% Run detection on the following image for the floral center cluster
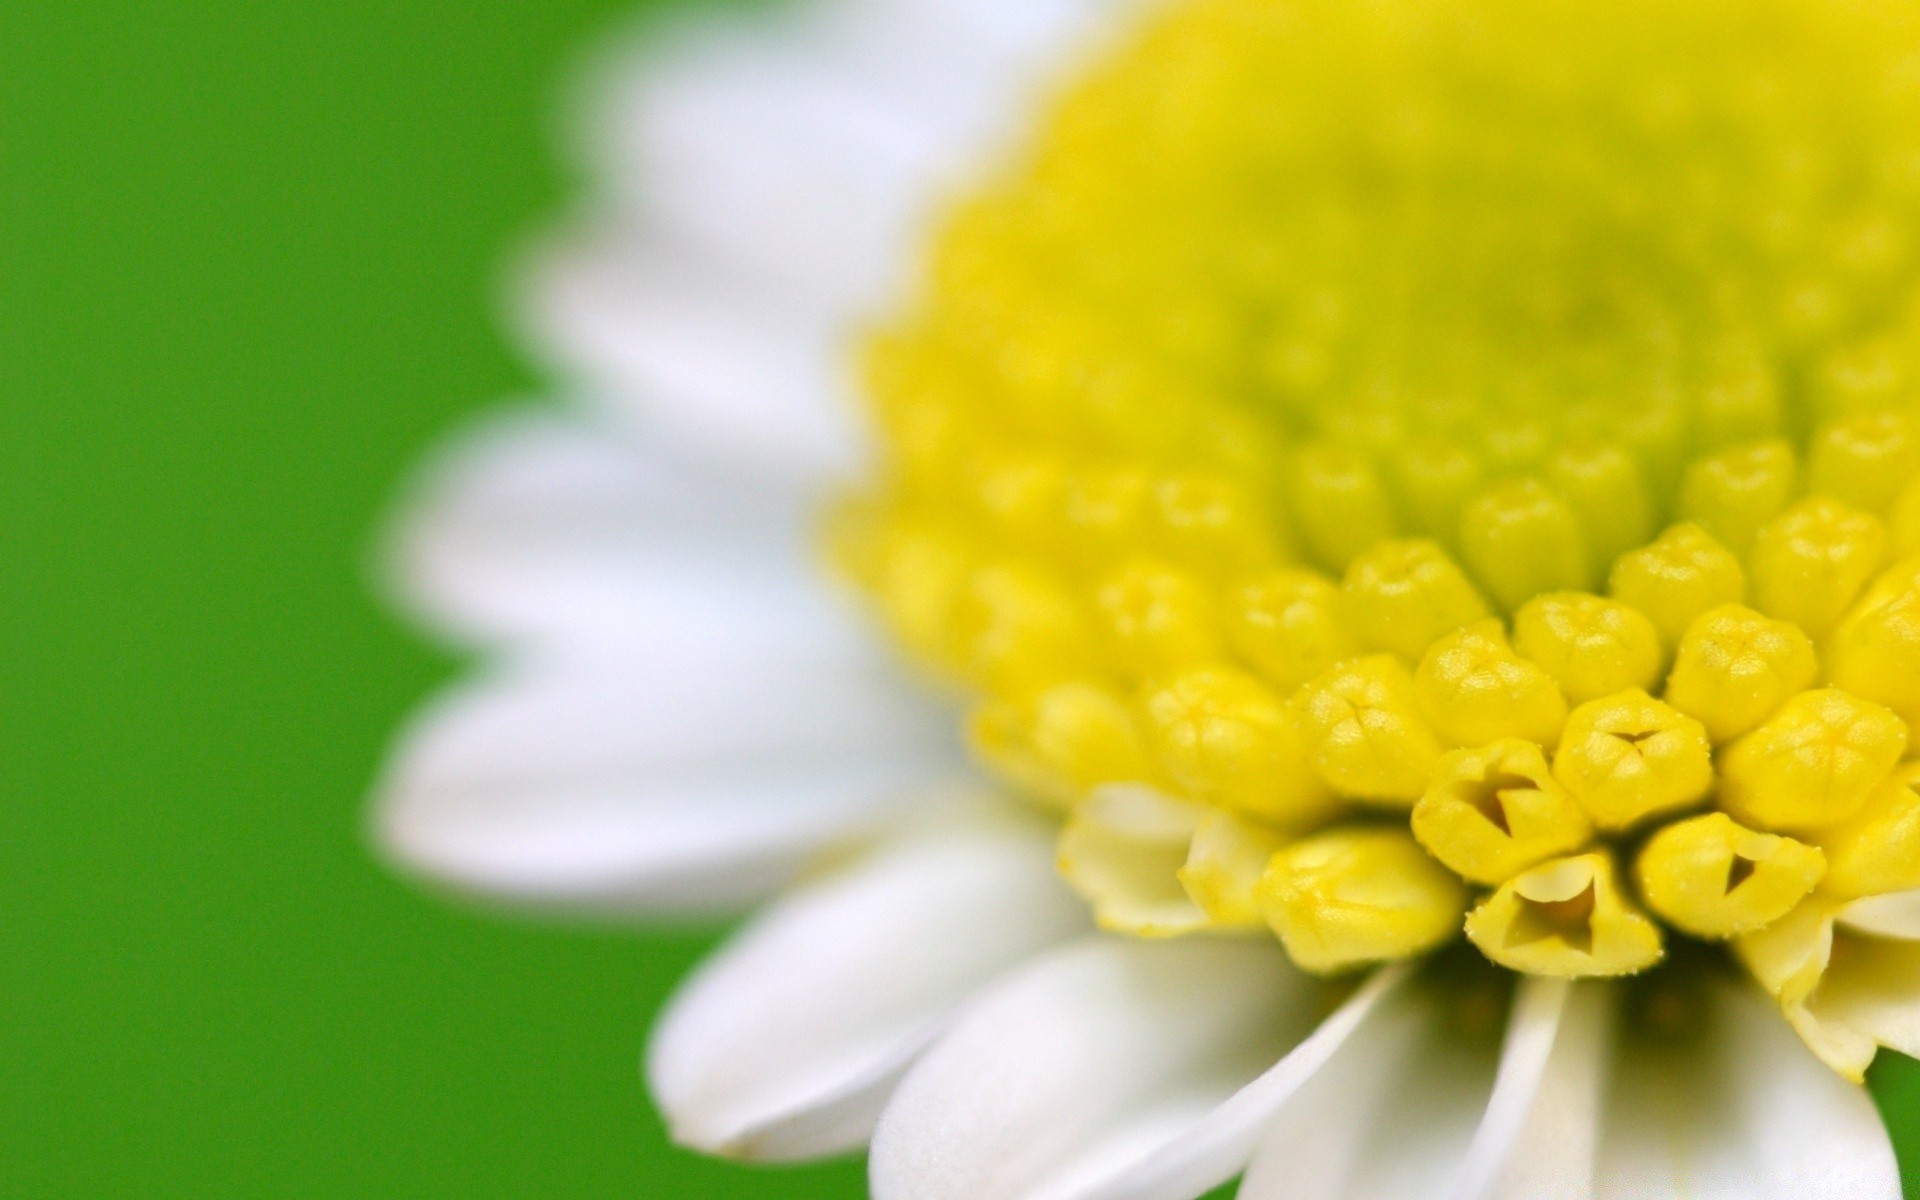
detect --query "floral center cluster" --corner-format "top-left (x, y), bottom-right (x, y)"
top-left (834, 0), bottom-right (1920, 1073)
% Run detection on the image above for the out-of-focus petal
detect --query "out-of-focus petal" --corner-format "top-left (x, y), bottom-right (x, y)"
top-left (523, 237), bottom-right (863, 481)
top-left (1597, 980), bottom-right (1898, 1199)
top-left (384, 409), bottom-right (859, 652)
top-left (1070, 965), bottom-right (1414, 1200)
top-left (374, 644), bottom-right (963, 913)
top-left (647, 812), bottom-right (1089, 1160)
top-left (1455, 979), bottom-right (1612, 1200)
top-left (1234, 972), bottom-right (1607, 1200)
top-left (868, 938), bottom-right (1318, 1200)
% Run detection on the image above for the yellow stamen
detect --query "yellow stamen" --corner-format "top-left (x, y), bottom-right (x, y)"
top-left (1551, 690), bottom-right (1713, 830)
top-left (1634, 812), bottom-right (1826, 938)
top-left (1411, 738), bottom-right (1591, 885)
top-left (1466, 852), bottom-right (1663, 978)
top-left (1257, 826), bottom-right (1466, 974)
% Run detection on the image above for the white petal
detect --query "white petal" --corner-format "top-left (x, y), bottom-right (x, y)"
top-left (1240, 980), bottom-right (1501, 1200)
top-left (1073, 965), bottom-right (1415, 1200)
top-left (374, 645), bottom-right (963, 912)
top-left (869, 938), bottom-right (1321, 1200)
top-left (523, 233), bottom-right (863, 482)
top-left (1807, 936), bottom-right (1920, 1060)
top-left (571, 0), bottom-right (1124, 312)
top-left (1838, 888), bottom-right (1920, 939)
top-left (648, 813), bottom-right (1089, 1160)
top-left (1597, 980), bottom-right (1898, 1199)
top-left (1457, 980), bottom-right (1612, 1200)
top-left (386, 408), bottom-right (859, 653)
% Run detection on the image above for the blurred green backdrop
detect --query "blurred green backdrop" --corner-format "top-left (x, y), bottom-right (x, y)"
top-left (5, 0), bottom-right (864, 1195)
top-left (10, 0), bottom-right (1920, 1196)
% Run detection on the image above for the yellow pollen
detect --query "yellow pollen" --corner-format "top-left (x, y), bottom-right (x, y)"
top-left (837, 0), bottom-right (1920, 1048)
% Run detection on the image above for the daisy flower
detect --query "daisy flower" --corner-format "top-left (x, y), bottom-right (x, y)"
top-left (377, 0), bottom-right (1920, 1196)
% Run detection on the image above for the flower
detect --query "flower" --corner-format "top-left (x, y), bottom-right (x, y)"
top-left (376, 0), bottom-right (1920, 1196)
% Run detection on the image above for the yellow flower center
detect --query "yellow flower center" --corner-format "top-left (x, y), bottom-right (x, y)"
top-left (832, 0), bottom-right (1920, 1072)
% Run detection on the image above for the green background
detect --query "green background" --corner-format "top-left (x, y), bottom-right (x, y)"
top-left (9, 0), bottom-right (1920, 1196)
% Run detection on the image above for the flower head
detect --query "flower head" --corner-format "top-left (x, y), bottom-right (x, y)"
top-left (837, 0), bottom-right (1920, 1086)
top-left (381, 0), bottom-right (1920, 1196)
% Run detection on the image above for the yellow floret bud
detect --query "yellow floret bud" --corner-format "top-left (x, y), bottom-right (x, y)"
top-left (1748, 497), bottom-right (1887, 642)
top-left (1890, 478), bottom-right (1920, 558)
top-left (1178, 809), bottom-right (1286, 927)
top-left (1340, 538), bottom-right (1491, 664)
top-left (868, 521), bottom-right (973, 671)
top-left (1058, 786), bottom-right (1211, 937)
top-left (1818, 764), bottom-right (1920, 897)
top-left (1511, 592), bottom-right (1663, 708)
top-left (969, 680), bottom-right (1155, 807)
top-left (1413, 620), bottom-right (1569, 747)
top-left (1459, 479), bottom-right (1593, 612)
top-left (1412, 739), bottom-right (1591, 885)
top-left (1634, 813), bottom-right (1826, 938)
top-left (970, 447), bottom-right (1069, 554)
top-left (1391, 438), bottom-right (1484, 548)
top-left (1060, 466), bottom-right (1150, 569)
top-left (1257, 826), bottom-right (1467, 974)
top-left (1465, 852), bottom-right (1664, 978)
top-left (1828, 572), bottom-right (1920, 727)
top-left (1546, 443), bottom-right (1653, 572)
top-left (1809, 411), bottom-right (1920, 515)
top-left (1142, 667), bottom-right (1337, 828)
top-left (1719, 689), bottom-right (1907, 833)
top-left (1093, 560), bottom-right (1223, 679)
top-left (1676, 438), bottom-right (1798, 557)
top-left (1222, 568), bottom-right (1358, 693)
top-left (1291, 655), bottom-right (1444, 804)
top-left (1663, 604), bottom-right (1819, 744)
top-left (952, 561), bottom-right (1098, 693)
top-left (1149, 473), bottom-right (1279, 577)
top-left (1289, 443), bottom-right (1398, 572)
top-left (1551, 689), bottom-right (1712, 830)
top-left (1607, 523), bottom-right (1746, 649)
